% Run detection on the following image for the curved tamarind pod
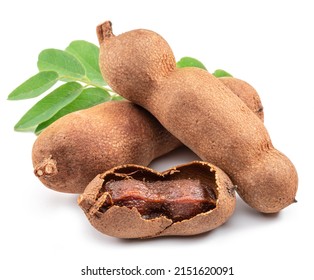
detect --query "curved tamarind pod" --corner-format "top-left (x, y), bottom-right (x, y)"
top-left (97, 21), bottom-right (298, 213)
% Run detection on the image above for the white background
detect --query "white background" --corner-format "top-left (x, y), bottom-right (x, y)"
top-left (1, 0), bottom-right (313, 279)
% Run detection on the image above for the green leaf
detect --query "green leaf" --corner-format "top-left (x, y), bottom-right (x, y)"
top-left (37, 49), bottom-right (85, 80)
top-left (14, 82), bottom-right (83, 132)
top-left (212, 69), bottom-right (233, 78)
top-left (65, 40), bottom-right (106, 86)
top-left (35, 87), bottom-right (111, 134)
top-left (176, 57), bottom-right (207, 70)
top-left (111, 94), bottom-right (124, 101)
top-left (7, 71), bottom-right (59, 100)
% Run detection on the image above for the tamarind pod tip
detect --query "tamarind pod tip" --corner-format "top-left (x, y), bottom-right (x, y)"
top-left (96, 20), bottom-right (114, 44)
top-left (34, 156), bottom-right (58, 178)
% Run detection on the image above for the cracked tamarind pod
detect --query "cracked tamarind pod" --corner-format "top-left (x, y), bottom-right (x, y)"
top-left (78, 161), bottom-right (236, 239)
top-left (97, 21), bottom-right (298, 213)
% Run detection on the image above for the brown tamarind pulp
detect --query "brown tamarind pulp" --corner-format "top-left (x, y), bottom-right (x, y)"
top-left (100, 178), bottom-right (216, 222)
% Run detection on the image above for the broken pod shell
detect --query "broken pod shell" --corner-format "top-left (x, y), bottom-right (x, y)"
top-left (78, 161), bottom-right (236, 239)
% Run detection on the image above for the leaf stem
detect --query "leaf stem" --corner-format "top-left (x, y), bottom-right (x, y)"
top-left (60, 75), bottom-right (118, 95)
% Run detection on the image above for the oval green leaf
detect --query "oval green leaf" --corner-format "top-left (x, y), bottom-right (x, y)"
top-left (212, 69), bottom-right (233, 78)
top-left (14, 82), bottom-right (83, 131)
top-left (7, 71), bottom-right (59, 100)
top-left (37, 49), bottom-right (86, 80)
top-left (35, 87), bottom-right (111, 134)
top-left (66, 40), bottom-right (106, 87)
top-left (176, 57), bottom-right (207, 70)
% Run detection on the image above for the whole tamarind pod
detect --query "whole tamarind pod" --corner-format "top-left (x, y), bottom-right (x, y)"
top-left (78, 161), bottom-right (236, 238)
top-left (32, 101), bottom-right (181, 193)
top-left (97, 21), bottom-right (298, 213)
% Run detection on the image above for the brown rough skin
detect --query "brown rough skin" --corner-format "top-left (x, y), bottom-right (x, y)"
top-left (32, 101), bottom-right (181, 193)
top-left (219, 77), bottom-right (264, 121)
top-left (78, 161), bottom-right (236, 239)
top-left (97, 21), bottom-right (298, 213)
top-left (32, 78), bottom-right (262, 195)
